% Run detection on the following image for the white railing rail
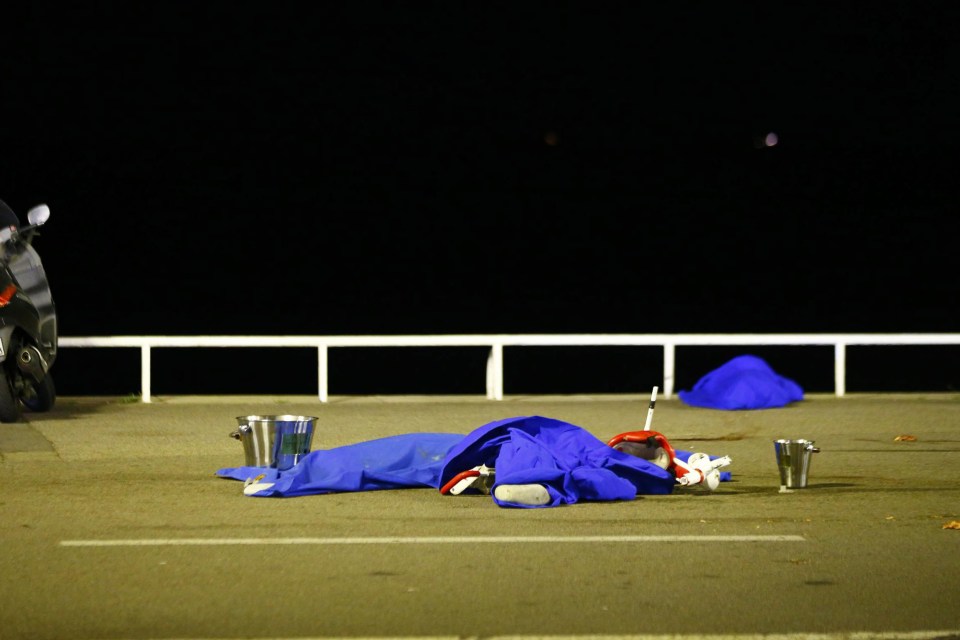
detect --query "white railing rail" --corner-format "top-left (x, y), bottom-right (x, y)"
top-left (57, 333), bottom-right (960, 403)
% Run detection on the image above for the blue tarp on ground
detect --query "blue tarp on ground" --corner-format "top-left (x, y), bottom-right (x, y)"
top-left (216, 432), bottom-right (462, 497)
top-left (437, 415), bottom-right (676, 507)
top-left (216, 415), bottom-right (729, 507)
top-left (678, 354), bottom-right (804, 410)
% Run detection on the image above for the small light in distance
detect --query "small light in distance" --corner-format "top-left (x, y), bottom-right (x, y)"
top-left (764, 132), bottom-right (779, 147)
top-left (544, 131), bottom-right (560, 146)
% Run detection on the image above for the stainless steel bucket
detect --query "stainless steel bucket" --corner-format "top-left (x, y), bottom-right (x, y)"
top-left (774, 439), bottom-right (820, 488)
top-left (230, 415), bottom-right (317, 470)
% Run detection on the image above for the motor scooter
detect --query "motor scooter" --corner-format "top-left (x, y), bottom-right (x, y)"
top-left (0, 202), bottom-right (57, 423)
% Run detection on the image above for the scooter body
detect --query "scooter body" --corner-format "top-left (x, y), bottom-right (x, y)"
top-left (0, 204), bottom-right (57, 423)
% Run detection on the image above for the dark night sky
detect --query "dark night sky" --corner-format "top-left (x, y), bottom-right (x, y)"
top-left (2, 2), bottom-right (958, 394)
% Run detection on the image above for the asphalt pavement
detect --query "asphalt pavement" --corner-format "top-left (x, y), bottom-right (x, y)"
top-left (1, 392), bottom-right (959, 640)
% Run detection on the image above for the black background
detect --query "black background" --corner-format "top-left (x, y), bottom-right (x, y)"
top-left (2, 2), bottom-right (958, 396)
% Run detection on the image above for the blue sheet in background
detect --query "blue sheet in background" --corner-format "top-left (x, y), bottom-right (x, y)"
top-left (678, 354), bottom-right (804, 410)
top-left (216, 416), bottom-right (730, 507)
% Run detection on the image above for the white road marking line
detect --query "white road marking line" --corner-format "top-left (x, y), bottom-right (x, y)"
top-left (488, 635), bottom-right (960, 640)
top-left (59, 534), bottom-right (805, 547)
top-left (110, 631), bottom-right (960, 640)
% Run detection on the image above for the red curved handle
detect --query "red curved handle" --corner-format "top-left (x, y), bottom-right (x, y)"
top-left (440, 469), bottom-right (481, 495)
top-left (607, 430), bottom-right (678, 464)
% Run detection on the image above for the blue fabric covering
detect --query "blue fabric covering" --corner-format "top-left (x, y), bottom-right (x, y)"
top-left (438, 415), bottom-right (675, 508)
top-left (678, 354), bottom-right (804, 410)
top-left (216, 432), bottom-right (463, 497)
top-left (216, 416), bottom-right (730, 507)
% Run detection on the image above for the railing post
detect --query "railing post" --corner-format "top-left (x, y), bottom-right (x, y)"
top-left (663, 342), bottom-right (675, 399)
top-left (141, 345), bottom-right (152, 403)
top-left (318, 345), bottom-right (328, 403)
top-left (835, 342), bottom-right (846, 397)
top-left (486, 344), bottom-right (503, 400)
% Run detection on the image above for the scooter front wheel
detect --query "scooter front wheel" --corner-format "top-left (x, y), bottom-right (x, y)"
top-left (0, 365), bottom-right (23, 423)
top-left (24, 373), bottom-right (55, 412)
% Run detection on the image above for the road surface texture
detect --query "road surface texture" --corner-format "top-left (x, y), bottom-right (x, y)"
top-left (2, 393), bottom-right (959, 640)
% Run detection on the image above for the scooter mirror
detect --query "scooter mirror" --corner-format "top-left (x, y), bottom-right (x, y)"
top-left (27, 204), bottom-right (50, 227)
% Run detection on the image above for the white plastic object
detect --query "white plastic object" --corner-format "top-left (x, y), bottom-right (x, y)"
top-left (643, 386), bottom-right (658, 430)
top-left (448, 464), bottom-right (495, 495)
top-left (676, 453), bottom-right (731, 490)
top-left (243, 481), bottom-right (276, 495)
top-left (704, 469), bottom-right (721, 490)
top-left (493, 484), bottom-right (550, 506)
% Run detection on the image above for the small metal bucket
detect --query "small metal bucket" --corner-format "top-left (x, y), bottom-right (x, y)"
top-left (774, 439), bottom-right (820, 488)
top-left (230, 415), bottom-right (317, 470)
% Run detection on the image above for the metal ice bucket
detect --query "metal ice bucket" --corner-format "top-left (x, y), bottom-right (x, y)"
top-left (230, 415), bottom-right (317, 470)
top-left (774, 439), bottom-right (820, 488)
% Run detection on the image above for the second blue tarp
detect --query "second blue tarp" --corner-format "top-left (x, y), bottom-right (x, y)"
top-left (678, 354), bottom-right (804, 410)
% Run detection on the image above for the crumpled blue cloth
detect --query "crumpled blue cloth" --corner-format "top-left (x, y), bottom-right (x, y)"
top-left (217, 416), bottom-right (729, 507)
top-left (678, 354), bottom-right (804, 410)
top-left (438, 415), bottom-right (675, 507)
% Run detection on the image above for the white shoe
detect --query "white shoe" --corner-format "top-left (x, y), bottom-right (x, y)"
top-left (493, 484), bottom-right (550, 506)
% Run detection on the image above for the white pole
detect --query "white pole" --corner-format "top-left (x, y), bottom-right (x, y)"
top-left (486, 347), bottom-right (494, 399)
top-left (835, 342), bottom-right (846, 397)
top-left (643, 385), bottom-right (658, 430)
top-left (488, 344), bottom-right (503, 400)
top-left (318, 345), bottom-right (329, 403)
top-left (663, 343), bottom-right (675, 398)
top-left (141, 345), bottom-right (152, 403)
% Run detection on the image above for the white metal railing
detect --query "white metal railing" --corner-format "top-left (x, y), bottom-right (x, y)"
top-left (57, 333), bottom-right (960, 403)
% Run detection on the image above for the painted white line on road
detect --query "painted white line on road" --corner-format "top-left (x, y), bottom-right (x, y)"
top-left (112, 631), bottom-right (960, 640)
top-left (490, 634), bottom-right (960, 640)
top-left (487, 634), bottom-right (960, 640)
top-left (59, 534), bottom-right (805, 547)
